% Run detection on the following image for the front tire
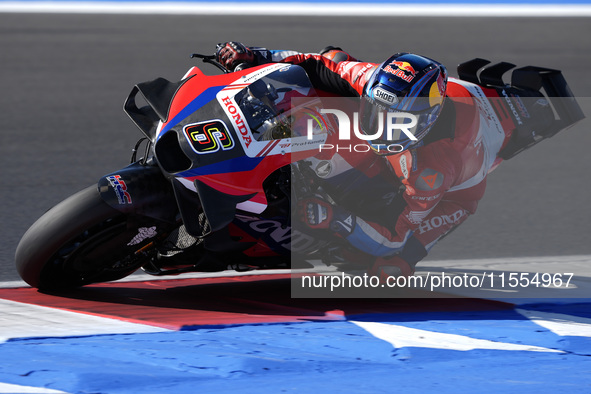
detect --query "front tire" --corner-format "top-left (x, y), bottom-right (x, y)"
top-left (15, 186), bottom-right (171, 290)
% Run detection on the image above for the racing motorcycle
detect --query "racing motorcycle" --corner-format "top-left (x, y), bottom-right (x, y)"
top-left (15, 53), bottom-right (584, 290)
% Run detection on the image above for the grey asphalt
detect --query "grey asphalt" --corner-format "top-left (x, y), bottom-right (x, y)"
top-left (1, 14), bottom-right (590, 282)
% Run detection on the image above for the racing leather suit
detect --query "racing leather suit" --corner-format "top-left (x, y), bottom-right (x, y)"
top-left (249, 47), bottom-right (502, 269)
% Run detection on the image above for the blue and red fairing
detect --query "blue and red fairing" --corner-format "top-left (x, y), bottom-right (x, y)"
top-left (152, 63), bottom-right (327, 224)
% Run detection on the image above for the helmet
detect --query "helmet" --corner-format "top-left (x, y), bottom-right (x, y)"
top-left (360, 53), bottom-right (447, 154)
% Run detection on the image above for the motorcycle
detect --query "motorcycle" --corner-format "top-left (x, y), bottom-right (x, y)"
top-left (15, 53), bottom-right (584, 290)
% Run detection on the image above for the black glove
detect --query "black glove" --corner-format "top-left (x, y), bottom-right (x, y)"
top-left (215, 42), bottom-right (256, 71)
top-left (297, 196), bottom-right (356, 238)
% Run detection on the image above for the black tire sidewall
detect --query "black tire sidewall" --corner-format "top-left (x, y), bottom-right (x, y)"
top-left (15, 186), bottom-right (121, 288)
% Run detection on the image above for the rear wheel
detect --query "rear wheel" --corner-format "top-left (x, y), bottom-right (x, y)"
top-left (15, 186), bottom-right (175, 290)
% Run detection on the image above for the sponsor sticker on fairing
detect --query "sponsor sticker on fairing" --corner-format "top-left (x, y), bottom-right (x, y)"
top-left (220, 95), bottom-right (253, 148)
top-left (183, 120), bottom-right (234, 154)
top-left (106, 175), bottom-right (132, 205)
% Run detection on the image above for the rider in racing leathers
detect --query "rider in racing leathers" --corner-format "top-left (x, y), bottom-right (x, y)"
top-left (215, 42), bottom-right (500, 281)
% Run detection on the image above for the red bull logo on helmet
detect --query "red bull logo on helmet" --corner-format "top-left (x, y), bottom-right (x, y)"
top-left (383, 61), bottom-right (417, 83)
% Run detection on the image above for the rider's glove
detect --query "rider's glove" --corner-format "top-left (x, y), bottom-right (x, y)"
top-left (297, 196), bottom-right (356, 238)
top-left (215, 42), bottom-right (256, 71)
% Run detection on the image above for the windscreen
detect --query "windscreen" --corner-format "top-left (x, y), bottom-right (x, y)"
top-left (233, 65), bottom-right (322, 142)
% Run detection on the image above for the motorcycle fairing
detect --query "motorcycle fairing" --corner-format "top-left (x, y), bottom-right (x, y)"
top-left (154, 98), bottom-right (248, 174)
top-left (456, 58), bottom-right (585, 159)
top-left (98, 162), bottom-right (177, 223)
top-left (442, 80), bottom-right (505, 191)
top-left (168, 65), bottom-right (327, 216)
top-left (193, 178), bottom-right (256, 232)
top-left (125, 64), bottom-right (330, 238)
top-left (124, 77), bottom-right (187, 140)
top-left (157, 86), bottom-right (227, 140)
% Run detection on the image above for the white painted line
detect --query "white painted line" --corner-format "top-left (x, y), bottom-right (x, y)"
top-left (0, 299), bottom-right (170, 344)
top-left (352, 320), bottom-right (564, 353)
top-left (0, 383), bottom-right (68, 394)
top-left (0, 262), bottom-right (337, 289)
top-left (0, 280), bottom-right (28, 289)
top-left (0, 2), bottom-right (590, 16)
top-left (517, 308), bottom-right (591, 337)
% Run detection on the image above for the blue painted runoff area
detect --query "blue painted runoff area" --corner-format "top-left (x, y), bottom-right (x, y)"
top-left (1, 304), bottom-right (590, 393)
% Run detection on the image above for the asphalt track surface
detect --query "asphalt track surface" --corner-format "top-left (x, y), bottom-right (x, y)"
top-left (1, 14), bottom-right (590, 283)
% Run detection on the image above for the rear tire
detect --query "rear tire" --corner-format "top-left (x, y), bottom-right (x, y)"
top-left (15, 186), bottom-right (171, 290)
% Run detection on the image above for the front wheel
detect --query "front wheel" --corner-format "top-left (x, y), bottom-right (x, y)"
top-left (15, 186), bottom-right (174, 290)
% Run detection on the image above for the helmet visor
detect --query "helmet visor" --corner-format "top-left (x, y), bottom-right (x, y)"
top-left (359, 96), bottom-right (441, 148)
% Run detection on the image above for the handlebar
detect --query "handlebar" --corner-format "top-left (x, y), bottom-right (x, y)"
top-left (190, 52), bottom-right (253, 74)
top-left (190, 53), bottom-right (229, 74)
